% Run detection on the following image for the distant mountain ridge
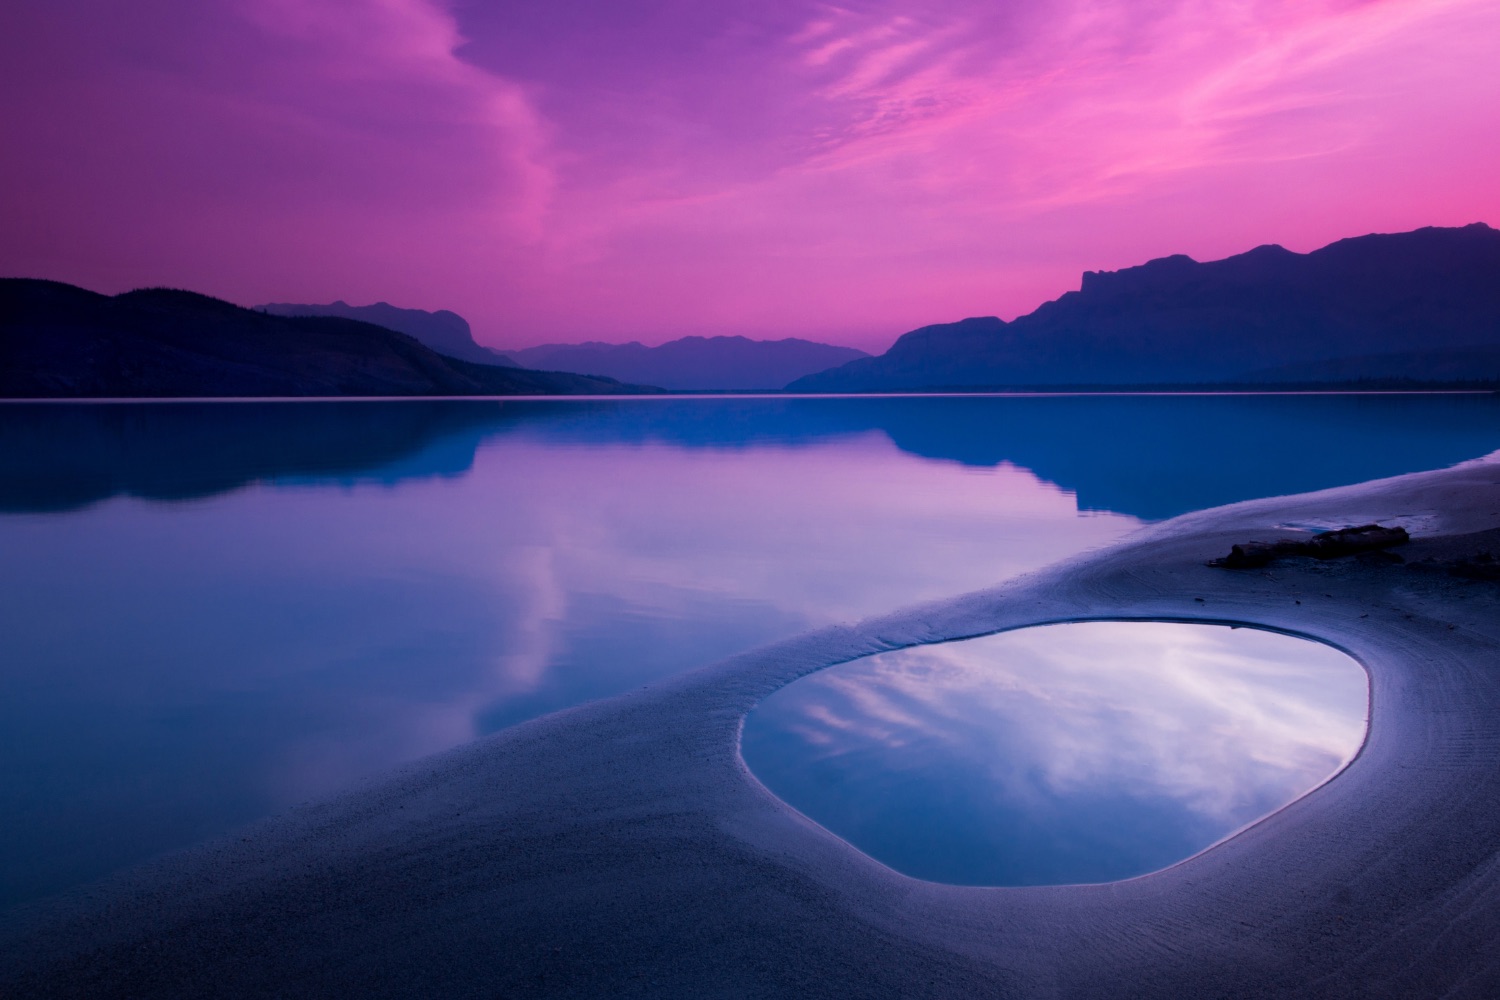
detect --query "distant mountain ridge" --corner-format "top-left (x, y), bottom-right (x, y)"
top-left (503, 336), bottom-right (870, 390)
top-left (258, 300), bottom-right (515, 367)
top-left (790, 223), bottom-right (1500, 391)
top-left (260, 303), bottom-right (870, 390)
top-left (0, 280), bottom-right (654, 398)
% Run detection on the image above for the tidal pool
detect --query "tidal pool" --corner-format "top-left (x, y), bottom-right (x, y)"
top-left (740, 621), bottom-right (1368, 886)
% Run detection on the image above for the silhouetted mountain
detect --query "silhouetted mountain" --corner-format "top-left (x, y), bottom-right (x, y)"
top-left (790, 224), bottom-right (1500, 391)
top-left (504, 336), bottom-right (869, 390)
top-left (0, 280), bottom-right (656, 397)
top-left (1243, 345), bottom-right (1500, 383)
top-left (257, 300), bottom-right (515, 367)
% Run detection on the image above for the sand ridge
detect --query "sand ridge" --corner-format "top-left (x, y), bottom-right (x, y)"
top-left (4, 457), bottom-right (1500, 998)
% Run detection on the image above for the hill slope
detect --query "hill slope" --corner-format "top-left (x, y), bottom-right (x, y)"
top-left (505, 336), bottom-right (869, 390)
top-left (257, 300), bottom-right (515, 367)
top-left (0, 280), bottom-right (653, 398)
top-left (791, 223), bottom-right (1500, 391)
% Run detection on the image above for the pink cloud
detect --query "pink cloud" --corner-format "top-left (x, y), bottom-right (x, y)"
top-left (0, 0), bottom-right (550, 316)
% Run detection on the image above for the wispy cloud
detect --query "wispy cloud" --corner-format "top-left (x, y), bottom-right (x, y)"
top-left (236, 0), bottom-right (555, 231)
top-left (0, 0), bottom-right (555, 312)
top-left (2, 0), bottom-right (1495, 346)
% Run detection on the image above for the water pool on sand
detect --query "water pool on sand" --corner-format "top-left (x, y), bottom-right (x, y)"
top-left (740, 621), bottom-right (1368, 886)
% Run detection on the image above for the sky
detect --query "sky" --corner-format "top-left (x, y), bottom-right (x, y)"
top-left (1, 0), bottom-right (1497, 352)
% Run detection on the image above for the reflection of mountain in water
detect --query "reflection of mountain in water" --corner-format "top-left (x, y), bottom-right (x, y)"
top-left (0, 402), bottom-right (510, 512)
top-left (838, 394), bottom-right (1500, 520)
top-left (4, 395), bottom-right (1499, 520)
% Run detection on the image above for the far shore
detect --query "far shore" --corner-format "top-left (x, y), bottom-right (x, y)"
top-left (4, 453), bottom-right (1500, 997)
top-left (1, 383), bottom-right (1497, 403)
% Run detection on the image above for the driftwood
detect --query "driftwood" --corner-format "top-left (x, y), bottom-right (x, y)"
top-left (1211, 523), bottom-right (1410, 568)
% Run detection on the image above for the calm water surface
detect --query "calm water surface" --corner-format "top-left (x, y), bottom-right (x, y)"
top-left (742, 622), bottom-right (1367, 885)
top-left (1, 393), bottom-right (1497, 907)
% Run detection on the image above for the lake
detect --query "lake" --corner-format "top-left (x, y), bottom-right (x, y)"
top-left (2, 392), bottom-right (1498, 907)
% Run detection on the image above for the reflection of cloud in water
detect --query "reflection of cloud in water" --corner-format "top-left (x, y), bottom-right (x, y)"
top-left (763, 623), bottom-right (1366, 827)
top-left (473, 438), bottom-right (1133, 624)
top-left (490, 544), bottom-right (568, 695)
top-left (266, 541), bottom-right (571, 803)
top-left (254, 437), bottom-right (1137, 799)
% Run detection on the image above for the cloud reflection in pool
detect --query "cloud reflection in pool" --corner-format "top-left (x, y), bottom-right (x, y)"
top-left (740, 621), bottom-right (1367, 886)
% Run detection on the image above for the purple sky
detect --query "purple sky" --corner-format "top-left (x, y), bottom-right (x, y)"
top-left (2, 0), bottom-right (1497, 351)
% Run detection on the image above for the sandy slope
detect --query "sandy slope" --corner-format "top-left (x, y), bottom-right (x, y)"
top-left (4, 456), bottom-right (1500, 998)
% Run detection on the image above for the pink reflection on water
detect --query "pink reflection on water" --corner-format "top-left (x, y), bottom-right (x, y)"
top-left (51, 430), bottom-right (1133, 805)
top-left (757, 622), bottom-right (1366, 831)
top-left (276, 437), bottom-right (1133, 797)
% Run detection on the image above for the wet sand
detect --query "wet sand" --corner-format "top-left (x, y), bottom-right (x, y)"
top-left (4, 456), bottom-right (1500, 998)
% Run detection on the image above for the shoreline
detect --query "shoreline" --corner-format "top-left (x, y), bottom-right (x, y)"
top-left (1, 386), bottom-right (1497, 404)
top-left (5, 457), bottom-right (1500, 997)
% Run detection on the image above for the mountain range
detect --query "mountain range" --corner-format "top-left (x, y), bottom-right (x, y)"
top-left (258, 300), bottom-right (516, 367)
top-left (260, 303), bottom-right (869, 390)
top-left (790, 223), bottom-right (1500, 391)
top-left (0, 280), bottom-right (650, 397)
top-left (499, 337), bottom-right (870, 391)
top-left (8, 223), bottom-right (1498, 398)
